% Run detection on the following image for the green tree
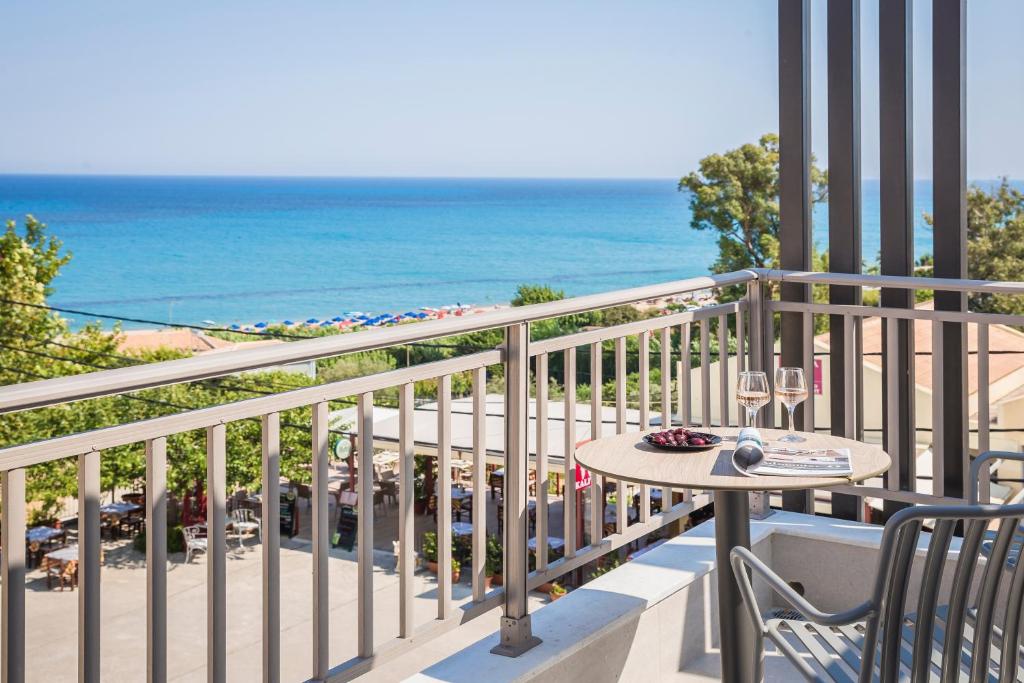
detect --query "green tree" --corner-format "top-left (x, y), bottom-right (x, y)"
top-left (678, 134), bottom-right (828, 297)
top-left (924, 178), bottom-right (1024, 315)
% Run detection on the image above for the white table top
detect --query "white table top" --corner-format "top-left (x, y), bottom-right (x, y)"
top-left (451, 522), bottom-right (473, 537)
top-left (575, 428), bottom-right (890, 492)
top-left (45, 545), bottom-right (78, 562)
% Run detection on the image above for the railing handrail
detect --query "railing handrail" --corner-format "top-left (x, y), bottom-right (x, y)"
top-left (0, 270), bottom-right (756, 414)
top-left (763, 267), bottom-right (1024, 294)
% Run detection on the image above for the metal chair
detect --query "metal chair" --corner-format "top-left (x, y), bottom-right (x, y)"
top-left (183, 525), bottom-right (208, 563)
top-left (230, 508), bottom-right (260, 547)
top-left (730, 451), bottom-right (1024, 682)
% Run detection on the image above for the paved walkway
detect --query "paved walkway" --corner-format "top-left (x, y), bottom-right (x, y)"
top-left (6, 534), bottom-right (552, 682)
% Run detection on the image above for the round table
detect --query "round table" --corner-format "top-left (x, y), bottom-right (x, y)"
top-left (575, 427), bottom-right (890, 683)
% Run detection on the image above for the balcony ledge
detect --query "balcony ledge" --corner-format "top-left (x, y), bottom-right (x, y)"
top-left (405, 511), bottom-right (949, 683)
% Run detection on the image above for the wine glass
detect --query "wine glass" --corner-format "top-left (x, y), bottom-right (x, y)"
top-left (736, 371), bottom-right (770, 427)
top-left (775, 367), bottom-right (809, 443)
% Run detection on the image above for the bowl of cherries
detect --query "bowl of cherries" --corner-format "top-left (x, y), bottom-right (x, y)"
top-left (642, 427), bottom-right (722, 452)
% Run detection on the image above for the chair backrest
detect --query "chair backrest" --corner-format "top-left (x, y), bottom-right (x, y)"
top-left (183, 525), bottom-right (203, 543)
top-left (860, 502), bottom-right (1024, 683)
top-left (232, 508), bottom-right (254, 524)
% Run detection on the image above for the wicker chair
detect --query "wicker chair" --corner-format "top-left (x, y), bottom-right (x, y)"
top-left (183, 525), bottom-right (208, 564)
top-left (731, 451), bottom-right (1024, 682)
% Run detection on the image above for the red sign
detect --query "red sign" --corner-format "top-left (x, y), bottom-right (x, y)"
top-left (813, 358), bottom-right (823, 395)
top-left (575, 463), bottom-right (592, 491)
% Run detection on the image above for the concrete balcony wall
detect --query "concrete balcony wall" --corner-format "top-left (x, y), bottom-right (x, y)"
top-left (406, 512), bottom-right (975, 683)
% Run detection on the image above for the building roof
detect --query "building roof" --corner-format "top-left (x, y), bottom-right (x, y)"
top-left (814, 300), bottom-right (1024, 396)
top-left (117, 328), bottom-right (284, 355)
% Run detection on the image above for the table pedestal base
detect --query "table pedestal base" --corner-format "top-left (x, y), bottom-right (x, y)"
top-left (714, 490), bottom-right (763, 683)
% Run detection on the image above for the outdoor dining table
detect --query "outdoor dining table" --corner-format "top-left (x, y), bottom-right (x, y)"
top-left (450, 487), bottom-right (472, 501)
top-left (574, 427), bottom-right (890, 683)
top-left (26, 526), bottom-right (64, 544)
top-left (451, 522), bottom-right (473, 537)
top-left (45, 544), bottom-right (78, 563)
top-left (100, 502), bottom-right (142, 517)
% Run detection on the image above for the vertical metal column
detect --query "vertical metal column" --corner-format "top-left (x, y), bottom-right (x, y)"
top-left (79, 449), bottom-right (101, 683)
top-left (356, 393), bottom-right (375, 658)
top-left (491, 323), bottom-right (542, 657)
top-left (879, 0), bottom-right (916, 512)
top-left (146, 438), bottom-right (168, 683)
top-left (206, 425), bottom-right (227, 683)
top-left (933, 0), bottom-right (968, 500)
top-left (260, 415), bottom-right (281, 683)
top-left (827, 0), bottom-right (863, 521)
top-left (778, 0), bottom-right (814, 513)
top-left (311, 402), bottom-right (330, 677)
top-left (1, 469), bottom-right (26, 683)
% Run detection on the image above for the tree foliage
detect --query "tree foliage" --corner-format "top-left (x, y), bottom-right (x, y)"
top-left (925, 178), bottom-right (1024, 315)
top-left (678, 134), bottom-right (828, 300)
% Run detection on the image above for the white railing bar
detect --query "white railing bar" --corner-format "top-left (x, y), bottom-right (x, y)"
top-left (977, 324), bottom-right (991, 503)
top-left (614, 337), bottom-right (627, 535)
top-left (931, 321), bottom-right (944, 494)
top-left (78, 448), bottom-right (101, 683)
top-left (700, 319), bottom-right (711, 428)
top-left (534, 354), bottom-right (549, 573)
top-left (659, 327), bottom-right (675, 504)
top-left (319, 495), bottom-right (709, 683)
top-left (206, 424), bottom-right (227, 682)
top-left (589, 342), bottom-right (604, 546)
top-left (681, 322), bottom-right (692, 427)
top-left (0, 272), bottom-right (757, 414)
top-left (436, 377), bottom-right (453, 620)
top-left (717, 315), bottom-right (729, 428)
top-left (737, 309), bottom-right (746, 374)
top-left (843, 315), bottom-right (856, 438)
top-left (356, 393), bottom-right (375, 657)
top-left (312, 401), bottom-right (330, 678)
top-left (765, 267), bottom-right (1024, 295)
top-left (0, 350), bottom-right (502, 472)
top-left (884, 322), bottom-right (901, 493)
top-left (470, 369), bottom-right (487, 603)
top-left (637, 332), bottom-right (650, 524)
top-left (1, 468), bottom-right (26, 683)
top-left (764, 303), bottom-right (776, 428)
top-left (563, 347), bottom-right (578, 559)
top-left (528, 301), bottom-right (745, 357)
top-left (769, 299), bottom-right (1024, 327)
top-left (526, 496), bottom-right (710, 589)
top-left (260, 415), bottom-right (281, 683)
top-left (146, 437), bottom-right (168, 683)
top-left (660, 327), bottom-right (671, 427)
top-left (801, 311), bottom-right (814, 432)
top-left (825, 484), bottom-right (964, 507)
top-left (398, 383), bottom-right (416, 633)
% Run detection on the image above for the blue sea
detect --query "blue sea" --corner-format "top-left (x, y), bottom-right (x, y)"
top-left (0, 175), bottom-right (947, 329)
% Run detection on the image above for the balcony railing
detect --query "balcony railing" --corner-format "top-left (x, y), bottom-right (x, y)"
top-left (0, 268), bottom-right (1021, 682)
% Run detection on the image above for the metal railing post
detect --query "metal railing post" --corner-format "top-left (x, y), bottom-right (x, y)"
top-left (746, 278), bottom-right (772, 519)
top-left (491, 322), bottom-right (542, 657)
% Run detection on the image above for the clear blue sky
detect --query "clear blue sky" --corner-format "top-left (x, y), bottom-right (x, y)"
top-left (1, 1), bottom-right (1021, 179)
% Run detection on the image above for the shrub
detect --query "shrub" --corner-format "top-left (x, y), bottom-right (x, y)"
top-left (132, 525), bottom-right (185, 554)
top-left (422, 531), bottom-right (438, 563)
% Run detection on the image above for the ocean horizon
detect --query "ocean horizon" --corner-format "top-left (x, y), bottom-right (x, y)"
top-left (0, 174), bottom-right (1006, 330)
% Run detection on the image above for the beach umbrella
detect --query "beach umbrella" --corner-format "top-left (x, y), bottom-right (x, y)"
top-left (229, 324), bottom-right (241, 330)
top-left (305, 318), bottom-right (319, 324)
top-left (283, 320), bottom-right (294, 326)
top-left (254, 322), bottom-right (267, 329)
top-left (332, 316), bottom-right (343, 322)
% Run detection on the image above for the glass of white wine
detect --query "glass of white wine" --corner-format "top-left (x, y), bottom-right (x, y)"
top-left (775, 366), bottom-right (809, 443)
top-left (736, 371), bottom-right (770, 427)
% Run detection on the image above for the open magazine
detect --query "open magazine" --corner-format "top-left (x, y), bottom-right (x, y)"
top-left (741, 446), bottom-right (853, 477)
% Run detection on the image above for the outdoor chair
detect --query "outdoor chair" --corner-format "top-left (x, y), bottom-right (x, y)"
top-left (230, 508), bottom-right (260, 548)
top-left (118, 512), bottom-right (143, 538)
top-left (380, 480), bottom-right (398, 507)
top-left (731, 450), bottom-right (1024, 682)
top-left (183, 525), bottom-right (207, 563)
top-left (45, 559), bottom-right (77, 591)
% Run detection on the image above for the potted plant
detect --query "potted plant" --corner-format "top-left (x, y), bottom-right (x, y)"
top-left (451, 558), bottom-right (461, 583)
top-left (549, 582), bottom-right (567, 602)
top-left (422, 531), bottom-right (439, 574)
top-left (486, 535), bottom-right (503, 586)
